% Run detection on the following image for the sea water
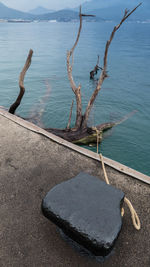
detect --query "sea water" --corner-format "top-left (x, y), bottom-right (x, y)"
top-left (0, 21), bottom-right (149, 175)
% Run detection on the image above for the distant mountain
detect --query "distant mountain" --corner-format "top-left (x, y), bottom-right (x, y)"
top-left (36, 9), bottom-right (100, 22)
top-left (36, 10), bottom-right (79, 22)
top-left (0, 2), bottom-right (97, 22)
top-left (1, 0), bottom-right (148, 22)
top-left (29, 6), bottom-right (54, 15)
top-left (76, 0), bottom-right (150, 21)
top-left (76, 0), bottom-right (107, 11)
top-left (88, 4), bottom-right (150, 21)
top-left (77, 0), bottom-right (146, 12)
top-left (0, 2), bottom-right (34, 19)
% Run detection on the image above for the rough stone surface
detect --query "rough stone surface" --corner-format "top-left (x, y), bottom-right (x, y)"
top-left (42, 172), bottom-right (125, 256)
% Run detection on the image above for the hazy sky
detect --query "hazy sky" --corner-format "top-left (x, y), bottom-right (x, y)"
top-left (1, 0), bottom-right (88, 11)
top-left (1, 0), bottom-right (149, 12)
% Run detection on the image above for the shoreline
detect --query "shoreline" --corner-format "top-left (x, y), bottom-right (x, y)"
top-left (0, 108), bottom-right (149, 184)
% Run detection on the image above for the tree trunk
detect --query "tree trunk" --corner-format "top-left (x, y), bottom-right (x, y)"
top-left (9, 50), bottom-right (33, 114)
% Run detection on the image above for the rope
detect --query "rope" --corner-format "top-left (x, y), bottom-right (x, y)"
top-left (99, 153), bottom-right (141, 231)
top-left (93, 127), bottom-right (141, 230)
top-left (92, 127), bottom-right (101, 154)
top-left (124, 197), bottom-right (141, 230)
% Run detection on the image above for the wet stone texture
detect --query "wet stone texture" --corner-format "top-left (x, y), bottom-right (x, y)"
top-left (42, 172), bottom-right (125, 256)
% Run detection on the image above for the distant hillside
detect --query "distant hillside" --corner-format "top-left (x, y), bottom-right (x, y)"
top-left (0, 2), bottom-right (98, 22)
top-left (0, 2), bottom-right (34, 19)
top-left (89, 4), bottom-right (150, 21)
top-left (29, 6), bottom-right (54, 15)
top-left (77, 0), bottom-right (144, 11)
top-left (36, 9), bottom-right (101, 22)
top-left (75, 0), bottom-right (113, 11)
top-left (35, 10), bottom-right (78, 21)
top-left (76, 0), bottom-right (150, 21)
top-left (1, 0), bottom-right (148, 22)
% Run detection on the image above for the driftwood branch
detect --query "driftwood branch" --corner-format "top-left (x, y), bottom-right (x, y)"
top-left (67, 6), bottom-right (95, 129)
top-left (66, 100), bottom-right (74, 130)
top-left (9, 49), bottom-right (33, 114)
top-left (82, 3), bottom-right (141, 128)
top-left (67, 6), bottom-right (82, 129)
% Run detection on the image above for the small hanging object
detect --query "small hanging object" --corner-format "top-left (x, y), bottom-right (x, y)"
top-left (42, 172), bottom-right (125, 257)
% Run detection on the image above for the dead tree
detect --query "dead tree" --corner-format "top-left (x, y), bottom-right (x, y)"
top-left (7, 4), bottom-right (141, 145)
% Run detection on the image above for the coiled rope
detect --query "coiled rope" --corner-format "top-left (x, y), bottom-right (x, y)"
top-left (93, 127), bottom-right (141, 230)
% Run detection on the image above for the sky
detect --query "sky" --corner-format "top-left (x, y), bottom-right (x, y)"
top-left (1, 0), bottom-right (88, 11)
top-left (1, 0), bottom-right (149, 12)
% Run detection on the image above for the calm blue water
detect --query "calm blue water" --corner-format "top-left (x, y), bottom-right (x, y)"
top-left (0, 21), bottom-right (149, 175)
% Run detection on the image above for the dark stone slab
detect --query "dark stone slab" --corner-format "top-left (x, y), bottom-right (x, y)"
top-left (42, 172), bottom-right (124, 256)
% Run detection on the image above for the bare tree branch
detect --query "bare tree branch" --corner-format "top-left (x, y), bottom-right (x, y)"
top-left (9, 49), bottom-right (33, 114)
top-left (82, 3), bottom-right (142, 128)
top-left (67, 6), bottom-right (95, 129)
top-left (81, 14), bottom-right (95, 17)
top-left (67, 6), bottom-right (83, 129)
top-left (66, 100), bottom-right (74, 130)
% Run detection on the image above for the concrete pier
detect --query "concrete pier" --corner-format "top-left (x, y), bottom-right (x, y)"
top-left (0, 109), bottom-right (150, 267)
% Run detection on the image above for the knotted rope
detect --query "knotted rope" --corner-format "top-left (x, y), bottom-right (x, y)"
top-left (93, 127), bottom-right (141, 230)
